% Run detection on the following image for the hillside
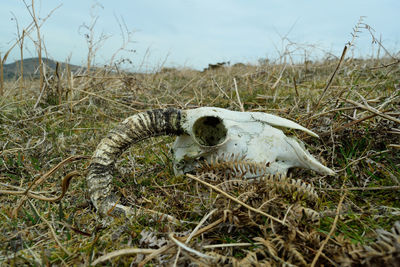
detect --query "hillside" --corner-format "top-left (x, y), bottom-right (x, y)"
top-left (2, 57), bottom-right (82, 79)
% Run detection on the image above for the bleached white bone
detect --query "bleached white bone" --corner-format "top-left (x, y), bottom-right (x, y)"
top-left (173, 107), bottom-right (335, 176)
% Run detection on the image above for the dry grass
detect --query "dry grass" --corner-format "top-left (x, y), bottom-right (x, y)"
top-left (0, 53), bottom-right (399, 266)
top-left (0, 11), bottom-right (399, 264)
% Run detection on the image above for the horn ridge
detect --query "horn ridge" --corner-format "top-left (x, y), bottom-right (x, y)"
top-left (87, 108), bottom-right (184, 216)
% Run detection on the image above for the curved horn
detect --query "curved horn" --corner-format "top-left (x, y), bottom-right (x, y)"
top-left (87, 108), bottom-right (185, 216)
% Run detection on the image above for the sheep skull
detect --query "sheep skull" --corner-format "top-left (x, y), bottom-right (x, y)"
top-left (88, 107), bottom-right (334, 217)
top-left (172, 107), bottom-right (334, 176)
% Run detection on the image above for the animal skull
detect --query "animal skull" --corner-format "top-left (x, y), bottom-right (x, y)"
top-left (172, 107), bottom-right (335, 176)
top-left (87, 107), bottom-right (334, 217)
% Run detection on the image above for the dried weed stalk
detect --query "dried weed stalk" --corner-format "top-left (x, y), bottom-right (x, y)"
top-left (0, 16), bottom-right (399, 266)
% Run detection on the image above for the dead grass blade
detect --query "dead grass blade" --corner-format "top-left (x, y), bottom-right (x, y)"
top-left (28, 199), bottom-right (72, 257)
top-left (314, 45), bottom-right (348, 110)
top-left (233, 78), bottom-right (244, 112)
top-left (1, 171), bottom-right (80, 202)
top-left (91, 248), bottom-right (155, 265)
top-left (310, 192), bottom-right (346, 267)
top-left (138, 218), bottom-right (224, 266)
top-left (12, 155), bottom-right (89, 217)
top-left (169, 233), bottom-right (214, 259)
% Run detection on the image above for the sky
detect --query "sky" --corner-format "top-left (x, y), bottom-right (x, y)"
top-left (0, 0), bottom-right (399, 71)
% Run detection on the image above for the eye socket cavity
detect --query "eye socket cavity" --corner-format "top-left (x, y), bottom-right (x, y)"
top-left (192, 116), bottom-right (228, 147)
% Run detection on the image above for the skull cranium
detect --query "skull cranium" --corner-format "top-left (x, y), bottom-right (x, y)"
top-left (172, 107), bottom-right (334, 176)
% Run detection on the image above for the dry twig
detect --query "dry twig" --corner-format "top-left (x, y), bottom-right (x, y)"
top-left (310, 192), bottom-right (346, 266)
top-left (341, 97), bottom-right (400, 124)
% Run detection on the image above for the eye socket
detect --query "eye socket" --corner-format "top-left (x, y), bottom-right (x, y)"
top-left (192, 116), bottom-right (227, 147)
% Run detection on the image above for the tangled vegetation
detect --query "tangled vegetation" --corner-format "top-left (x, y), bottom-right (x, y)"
top-left (0, 12), bottom-right (399, 265)
top-left (1, 52), bottom-right (399, 265)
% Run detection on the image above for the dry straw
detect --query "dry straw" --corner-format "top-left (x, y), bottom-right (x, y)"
top-left (0, 8), bottom-right (399, 265)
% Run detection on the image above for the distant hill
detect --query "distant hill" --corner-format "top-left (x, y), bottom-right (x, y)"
top-left (2, 57), bottom-right (83, 79)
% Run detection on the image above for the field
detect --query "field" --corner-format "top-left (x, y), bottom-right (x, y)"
top-left (0, 48), bottom-right (400, 266)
